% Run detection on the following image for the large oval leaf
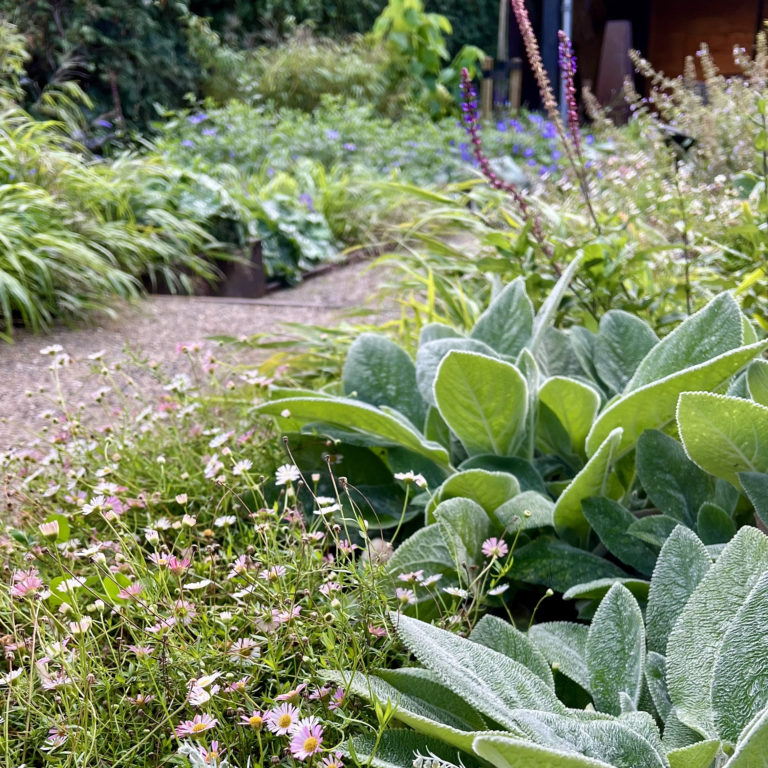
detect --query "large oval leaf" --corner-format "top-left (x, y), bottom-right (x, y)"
top-left (434, 351), bottom-right (528, 457)
top-left (434, 497), bottom-right (493, 570)
top-left (539, 376), bottom-right (600, 456)
top-left (470, 277), bottom-right (534, 358)
top-left (726, 706), bottom-right (768, 768)
top-left (528, 622), bottom-right (590, 692)
top-left (677, 392), bottom-right (768, 487)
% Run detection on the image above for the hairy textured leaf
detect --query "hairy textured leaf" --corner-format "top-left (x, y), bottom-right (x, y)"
top-left (739, 471), bottom-right (768, 527)
top-left (747, 358), bottom-right (768, 407)
top-left (511, 536), bottom-right (627, 593)
top-left (494, 491), bottom-right (554, 532)
top-left (645, 652), bottom-right (672, 722)
top-left (586, 584), bottom-right (646, 715)
top-left (459, 455), bottom-right (548, 494)
top-left (667, 527), bottom-right (768, 737)
top-left (696, 503), bottom-right (735, 545)
top-left (256, 397), bottom-right (450, 468)
top-left (628, 293), bottom-right (742, 390)
top-left (342, 333), bottom-right (424, 428)
top-left (586, 340), bottom-right (768, 458)
top-left (553, 428), bottom-right (624, 547)
top-left (427, 469), bottom-right (520, 520)
top-left (473, 733), bottom-right (614, 768)
top-left (539, 376), bottom-right (600, 455)
top-left (727, 706), bottom-right (768, 767)
top-left (666, 740), bottom-right (722, 768)
top-left (563, 578), bottom-right (649, 603)
top-left (646, 526), bottom-right (711, 654)
top-left (530, 254), bottom-right (584, 354)
top-left (434, 498), bottom-right (493, 570)
top-left (712, 571), bottom-right (768, 742)
top-left (391, 614), bottom-right (564, 730)
top-left (469, 615), bottom-right (554, 688)
top-left (636, 429), bottom-right (713, 528)
top-left (677, 392), bottom-right (768, 487)
top-left (582, 497), bottom-right (658, 575)
top-left (470, 277), bottom-right (534, 358)
top-left (434, 351), bottom-right (528, 456)
top-left (416, 337), bottom-right (498, 406)
top-left (528, 622), bottom-right (590, 692)
top-left (349, 731), bottom-right (475, 768)
top-left (627, 515), bottom-right (680, 549)
top-left (595, 310), bottom-right (659, 395)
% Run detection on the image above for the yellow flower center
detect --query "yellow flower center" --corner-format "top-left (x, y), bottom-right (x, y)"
top-left (278, 714), bottom-right (292, 729)
top-left (249, 715), bottom-right (263, 729)
top-left (191, 722), bottom-right (208, 733)
top-left (303, 737), bottom-right (319, 753)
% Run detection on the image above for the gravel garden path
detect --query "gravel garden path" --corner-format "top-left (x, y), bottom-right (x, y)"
top-left (0, 260), bottom-right (392, 452)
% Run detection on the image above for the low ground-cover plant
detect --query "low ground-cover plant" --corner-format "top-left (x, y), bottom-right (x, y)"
top-left (345, 525), bottom-right (768, 768)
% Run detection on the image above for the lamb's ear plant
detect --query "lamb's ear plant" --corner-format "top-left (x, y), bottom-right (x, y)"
top-left (341, 525), bottom-right (768, 768)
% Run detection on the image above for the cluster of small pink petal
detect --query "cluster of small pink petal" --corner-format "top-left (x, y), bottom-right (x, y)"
top-left (481, 537), bottom-right (509, 558)
top-left (175, 713), bottom-right (218, 738)
top-left (10, 568), bottom-right (44, 598)
top-left (289, 717), bottom-right (324, 760)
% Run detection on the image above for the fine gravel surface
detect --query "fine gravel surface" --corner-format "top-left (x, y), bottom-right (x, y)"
top-left (0, 259), bottom-right (393, 452)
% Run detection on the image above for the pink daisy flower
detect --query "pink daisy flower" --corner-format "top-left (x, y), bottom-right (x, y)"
top-left (276, 683), bottom-right (307, 701)
top-left (266, 703), bottom-right (299, 735)
top-left (322, 752), bottom-right (345, 768)
top-left (481, 537), bottom-right (509, 558)
top-left (240, 710), bottom-right (264, 730)
top-left (10, 572), bottom-right (44, 598)
top-left (175, 713), bottom-right (218, 738)
top-left (198, 740), bottom-right (224, 765)
top-left (289, 719), bottom-right (323, 760)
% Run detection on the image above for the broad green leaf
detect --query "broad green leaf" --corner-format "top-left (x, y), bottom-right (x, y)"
top-left (738, 471), bottom-right (768, 527)
top-left (528, 622), bottom-right (590, 692)
top-left (747, 359), bottom-right (768, 407)
top-left (586, 584), bottom-right (646, 715)
top-left (696, 503), bottom-right (735, 545)
top-left (531, 253), bottom-right (584, 353)
top-left (255, 397), bottom-right (450, 469)
top-left (376, 668), bottom-right (487, 730)
top-left (667, 740), bottom-right (722, 768)
top-left (420, 322), bottom-right (461, 345)
top-left (712, 571), bottom-right (768, 742)
top-left (667, 527), bottom-right (768, 737)
top-left (470, 277), bottom-right (534, 357)
top-left (511, 536), bottom-right (627, 593)
top-left (645, 652), bottom-right (672, 722)
top-left (348, 732), bottom-right (471, 768)
top-left (494, 491), bottom-right (554, 532)
top-left (427, 470), bottom-right (520, 520)
top-left (434, 498), bottom-right (493, 570)
top-left (434, 351), bottom-right (528, 456)
top-left (627, 515), bottom-right (682, 549)
top-left (469, 615), bottom-right (554, 689)
top-left (636, 429), bottom-right (714, 528)
top-left (628, 293), bottom-right (742, 390)
top-left (554, 428), bottom-right (624, 547)
top-left (563, 578), bottom-right (649, 603)
top-left (424, 405), bottom-right (452, 448)
top-left (391, 613), bottom-right (564, 729)
top-left (582, 497), bottom-right (658, 575)
top-left (539, 377), bottom-right (600, 455)
top-left (595, 310), bottom-right (659, 395)
top-left (646, 526), bottom-right (711, 654)
top-left (342, 334), bottom-right (424, 428)
top-left (677, 392), bottom-right (768, 487)
top-left (536, 327), bottom-right (586, 378)
top-left (727, 706), bottom-right (768, 768)
top-left (586, 340), bottom-right (768, 458)
top-left (473, 733), bottom-right (614, 768)
top-left (516, 347), bottom-right (541, 460)
top-left (459, 455), bottom-right (548, 495)
top-left (416, 338), bottom-right (498, 406)
top-left (339, 672), bottom-right (477, 753)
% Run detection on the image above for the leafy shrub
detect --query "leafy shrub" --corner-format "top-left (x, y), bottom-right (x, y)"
top-left (346, 526), bottom-right (768, 768)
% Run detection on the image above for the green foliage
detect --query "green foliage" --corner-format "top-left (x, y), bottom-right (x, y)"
top-left (348, 527), bottom-right (768, 768)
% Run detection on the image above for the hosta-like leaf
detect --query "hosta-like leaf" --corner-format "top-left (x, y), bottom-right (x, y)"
top-left (594, 310), bottom-right (658, 395)
top-left (585, 340), bottom-right (768, 458)
top-left (539, 376), bottom-right (600, 455)
top-left (712, 571), bottom-right (768, 742)
top-left (470, 277), bottom-right (534, 358)
top-left (636, 429), bottom-right (713, 528)
top-left (434, 351), bottom-right (528, 457)
top-left (726, 705), bottom-right (768, 767)
top-left (628, 293), bottom-right (742, 390)
top-left (434, 498), bottom-right (493, 570)
top-left (627, 515), bottom-right (680, 549)
top-left (511, 536), bottom-right (627, 593)
top-left (677, 392), bottom-right (768, 487)
top-left (342, 333), bottom-right (424, 428)
top-left (494, 491), bottom-right (554, 532)
top-left (427, 470), bottom-right (520, 521)
top-left (667, 527), bottom-right (768, 737)
top-left (563, 578), bottom-right (649, 603)
top-left (696, 503), bottom-right (735, 545)
top-left (416, 337), bottom-right (498, 406)
top-left (586, 584), bottom-right (646, 715)
top-left (473, 733), bottom-right (614, 768)
top-left (747, 358), bottom-right (768, 407)
top-left (349, 731), bottom-right (476, 768)
top-left (553, 427), bottom-right (624, 547)
top-left (255, 397), bottom-right (450, 468)
top-left (666, 740), bottom-right (722, 768)
top-left (646, 526), bottom-right (711, 654)
top-left (582, 497), bottom-right (657, 575)
top-left (469, 615), bottom-right (554, 689)
top-left (528, 622), bottom-right (590, 693)
top-left (459, 455), bottom-right (548, 494)
top-left (391, 613), bottom-right (565, 730)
